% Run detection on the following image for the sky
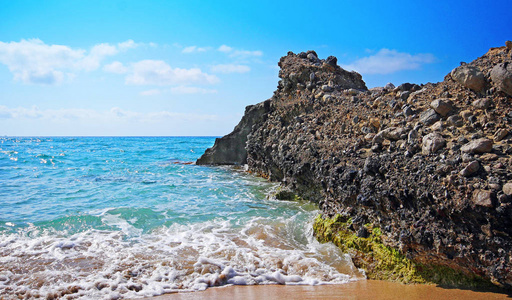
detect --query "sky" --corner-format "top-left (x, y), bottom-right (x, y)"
top-left (0, 0), bottom-right (510, 136)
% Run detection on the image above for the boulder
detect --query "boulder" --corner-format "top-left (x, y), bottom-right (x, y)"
top-left (451, 65), bottom-right (486, 92)
top-left (430, 99), bottom-right (454, 117)
top-left (460, 138), bottom-right (493, 154)
top-left (490, 62), bottom-right (512, 96)
top-left (422, 133), bottom-right (446, 155)
top-left (419, 109), bottom-right (441, 126)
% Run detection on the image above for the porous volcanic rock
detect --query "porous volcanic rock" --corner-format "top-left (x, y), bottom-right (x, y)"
top-left (198, 43), bottom-right (512, 288)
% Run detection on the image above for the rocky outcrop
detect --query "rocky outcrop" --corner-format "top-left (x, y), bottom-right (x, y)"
top-left (196, 100), bottom-right (271, 165)
top-left (197, 43), bottom-right (512, 289)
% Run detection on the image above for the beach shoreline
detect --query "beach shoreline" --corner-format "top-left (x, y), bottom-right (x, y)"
top-left (148, 280), bottom-right (512, 300)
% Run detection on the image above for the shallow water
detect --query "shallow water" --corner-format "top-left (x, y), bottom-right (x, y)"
top-left (0, 137), bottom-right (364, 299)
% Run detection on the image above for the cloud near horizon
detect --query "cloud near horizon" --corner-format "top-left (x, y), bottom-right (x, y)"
top-left (0, 39), bottom-right (141, 85)
top-left (0, 104), bottom-right (219, 123)
top-left (341, 49), bottom-right (436, 75)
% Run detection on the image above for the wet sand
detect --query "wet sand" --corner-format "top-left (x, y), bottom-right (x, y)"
top-left (150, 280), bottom-right (511, 300)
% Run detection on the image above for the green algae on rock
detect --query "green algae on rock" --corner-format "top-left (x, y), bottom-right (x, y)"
top-left (313, 214), bottom-right (494, 288)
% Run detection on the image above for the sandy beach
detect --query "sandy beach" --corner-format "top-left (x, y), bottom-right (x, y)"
top-left (150, 280), bottom-right (512, 300)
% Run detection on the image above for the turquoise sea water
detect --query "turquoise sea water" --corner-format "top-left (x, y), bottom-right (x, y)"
top-left (0, 137), bottom-right (363, 299)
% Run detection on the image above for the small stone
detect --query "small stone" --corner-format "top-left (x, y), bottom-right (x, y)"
top-left (370, 118), bottom-right (380, 129)
top-left (430, 99), bottom-right (454, 117)
top-left (472, 98), bottom-right (491, 110)
top-left (419, 109), bottom-right (441, 126)
top-left (494, 129), bottom-right (509, 142)
top-left (460, 110), bottom-right (473, 121)
top-left (460, 160), bottom-right (480, 177)
top-left (503, 182), bottom-right (512, 196)
top-left (480, 153), bottom-right (498, 161)
top-left (399, 91), bottom-right (411, 100)
top-left (307, 52), bottom-right (318, 61)
top-left (357, 226), bottom-right (369, 238)
top-left (403, 105), bottom-right (414, 117)
top-left (322, 94), bottom-right (333, 101)
top-left (460, 138), bottom-right (493, 154)
top-left (472, 190), bottom-right (494, 208)
top-left (447, 115), bottom-right (463, 127)
top-left (422, 132), bottom-right (446, 155)
top-left (321, 85), bottom-right (333, 92)
top-left (408, 129), bottom-right (418, 144)
top-left (431, 121), bottom-right (443, 131)
top-left (310, 72), bottom-right (316, 81)
top-left (506, 41), bottom-right (512, 50)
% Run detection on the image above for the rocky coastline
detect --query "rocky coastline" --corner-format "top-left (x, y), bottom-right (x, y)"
top-left (197, 42), bottom-right (512, 289)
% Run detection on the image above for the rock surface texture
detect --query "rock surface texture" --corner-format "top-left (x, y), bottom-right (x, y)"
top-left (197, 43), bottom-right (512, 289)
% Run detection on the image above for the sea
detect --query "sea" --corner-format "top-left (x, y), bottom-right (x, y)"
top-left (0, 137), bottom-right (364, 299)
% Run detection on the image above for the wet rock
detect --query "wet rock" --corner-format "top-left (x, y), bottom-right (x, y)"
top-left (460, 138), bottom-right (493, 154)
top-left (422, 133), bottom-right (446, 155)
top-left (357, 226), bottom-right (369, 238)
top-left (490, 62), bottom-right (512, 96)
top-left (420, 109), bottom-right (441, 126)
top-left (431, 99), bottom-right (454, 117)
top-left (472, 190), bottom-right (494, 208)
top-left (451, 65), bottom-right (486, 92)
top-left (460, 160), bottom-right (480, 177)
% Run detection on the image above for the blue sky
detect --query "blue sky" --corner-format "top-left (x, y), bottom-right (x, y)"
top-left (0, 0), bottom-right (510, 136)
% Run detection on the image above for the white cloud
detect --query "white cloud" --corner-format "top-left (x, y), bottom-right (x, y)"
top-left (139, 89), bottom-right (162, 96)
top-left (341, 49), bottom-right (436, 75)
top-left (218, 45), bottom-right (233, 53)
top-left (0, 105), bottom-right (218, 122)
top-left (125, 60), bottom-right (219, 86)
top-left (170, 86), bottom-right (217, 94)
top-left (231, 50), bottom-right (263, 58)
top-left (182, 46), bottom-right (208, 53)
top-left (103, 61), bottom-right (128, 74)
top-left (117, 39), bottom-right (139, 50)
top-left (210, 64), bottom-right (250, 74)
top-left (0, 39), bottom-right (141, 85)
top-left (217, 45), bottom-right (262, 58)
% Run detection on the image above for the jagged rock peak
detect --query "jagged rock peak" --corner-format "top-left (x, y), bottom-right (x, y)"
top-left (276, 51), bottom-right (368, 94)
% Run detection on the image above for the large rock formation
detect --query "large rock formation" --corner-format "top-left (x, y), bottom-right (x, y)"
top-left (197, 100), bottom-right (271, 165)
top-left (197, 43), bottom-right (512, 289)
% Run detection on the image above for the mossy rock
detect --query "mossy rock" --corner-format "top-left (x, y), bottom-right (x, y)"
top-left (271, 186), bottom-right (303, 201)
top-left (313, 214), bottom-right (494, 288)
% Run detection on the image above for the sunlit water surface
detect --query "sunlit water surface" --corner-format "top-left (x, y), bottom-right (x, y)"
top-left (0, 137), bottom-right (363, 299)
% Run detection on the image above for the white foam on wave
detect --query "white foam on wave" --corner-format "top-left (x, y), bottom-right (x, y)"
top-left (0, 211), bottom-right (365, 299)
